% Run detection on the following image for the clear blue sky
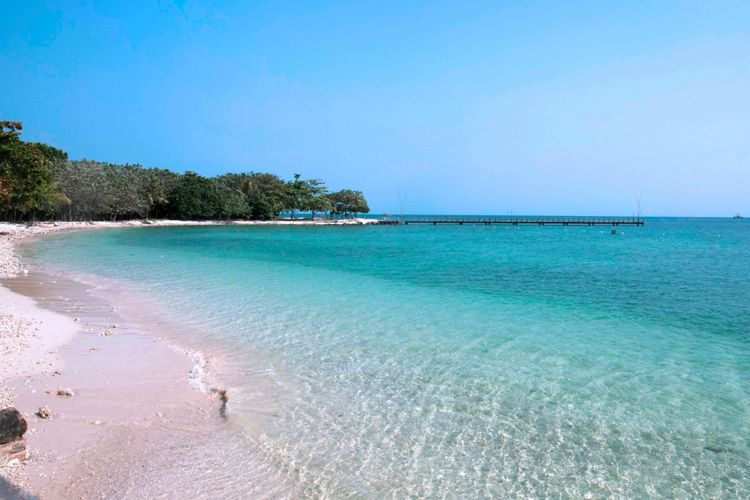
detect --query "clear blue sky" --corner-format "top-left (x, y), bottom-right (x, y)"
top-left (1, 1), bottom-right (748, 216)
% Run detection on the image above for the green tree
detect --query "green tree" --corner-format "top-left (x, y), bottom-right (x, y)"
top-left (327, 189), bottom-right (370, 218)
top-left (167, 171), bottom-right (220, 220)
top-left (54, 160), bottom-right (113, 220)
top-left (286, 173), bottom-right (308, 219)
top-left (1, 122), bottom-right (359, 223)
top-left (0, 121), bottom-right (62, 221)
top-left (0, 123), bottom-right (23, 217)
top-left (214, 175), bottom-right (251, 219)
top-left (350, 191), bottom-right (370, 216)
top-left (144, 168), bottom-right (181, 219)
top-left (104, 165), bottom-right (153, 220)
top-left (303, 178), bottom-right (331, 219)
top-left (286, 175), bottom-right (333, 219)
top-left (54, 161), bottom-right (184, 221)
top-left (246, 173), bottom-right (289, 220)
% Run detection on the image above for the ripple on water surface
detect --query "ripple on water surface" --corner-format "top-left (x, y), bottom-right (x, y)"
top-left (26, 219), bottom-right (750, 497)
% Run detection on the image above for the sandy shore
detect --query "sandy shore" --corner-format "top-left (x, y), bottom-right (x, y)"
top-left (0, 219), bottom-right (355, 497)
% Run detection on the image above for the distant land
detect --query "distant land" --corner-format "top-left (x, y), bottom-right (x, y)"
top-left (0, 121), bottom-right (369, 223)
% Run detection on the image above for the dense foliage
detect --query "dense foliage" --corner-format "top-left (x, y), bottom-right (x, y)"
top-left (0, 122), bottom-right (67, 221)
top-left (0, 122), bottom-right (369, 222)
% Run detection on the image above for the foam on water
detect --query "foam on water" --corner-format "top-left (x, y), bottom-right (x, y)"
top-left (26, 218), bottom-right (750, 497)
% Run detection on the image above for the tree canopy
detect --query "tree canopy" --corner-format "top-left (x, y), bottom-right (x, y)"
top-left (0, 122), bottom-right (370, 222)
top-left (0, 121), bottom-right (66, 221)
top-left (327, 189), bottom-right (370, 217)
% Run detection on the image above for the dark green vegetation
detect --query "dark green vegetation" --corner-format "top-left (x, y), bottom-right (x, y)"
top-left (0, 122), bottom-right (369, 222)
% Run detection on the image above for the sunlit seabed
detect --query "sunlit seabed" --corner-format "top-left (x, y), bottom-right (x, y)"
top-left (27, 218), bottom-right (750, 497)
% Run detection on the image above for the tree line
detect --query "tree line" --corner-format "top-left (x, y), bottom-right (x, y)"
top-left (0, 122), bottom-right (369, 222)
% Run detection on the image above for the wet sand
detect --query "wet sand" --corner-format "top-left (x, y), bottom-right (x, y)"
top-left (0, 222), bottom-right (253, 498)
top-left (6, 272), bottom-right (224, 496)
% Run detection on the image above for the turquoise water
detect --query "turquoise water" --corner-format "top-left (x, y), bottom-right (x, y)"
top-left (28, 218), bottom-right (750, 496)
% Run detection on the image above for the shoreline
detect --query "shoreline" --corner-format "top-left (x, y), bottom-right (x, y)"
top-left (0, 221), bottom-right (261, 497)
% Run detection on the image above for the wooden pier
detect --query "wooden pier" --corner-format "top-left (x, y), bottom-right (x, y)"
top-left (391, 216), bottom-right (644, 226)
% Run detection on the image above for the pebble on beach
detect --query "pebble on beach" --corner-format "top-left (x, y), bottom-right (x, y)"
top-left (36, 406), bottom-right (52, 419)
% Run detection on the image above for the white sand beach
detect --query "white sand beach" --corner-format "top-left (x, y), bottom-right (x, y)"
top-left (1, 219), bottom-right (370, 497)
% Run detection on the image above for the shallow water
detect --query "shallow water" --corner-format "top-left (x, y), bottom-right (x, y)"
top-left (26, 218), bottom-right (750, 497)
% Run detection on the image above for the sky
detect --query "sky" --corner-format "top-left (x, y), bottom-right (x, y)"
top-left (1, 1), bottom-right (748, 216)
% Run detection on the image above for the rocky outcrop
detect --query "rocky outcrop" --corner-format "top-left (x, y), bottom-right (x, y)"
top-left (0, 439), bottom-right (27, 467)
top-left (0, 408), bottom-right (28, 466)
top-left (0, 408), bottom-right (27, 445)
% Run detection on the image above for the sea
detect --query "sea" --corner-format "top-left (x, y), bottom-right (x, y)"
top-left (24, 217), bottom-right (750, 497)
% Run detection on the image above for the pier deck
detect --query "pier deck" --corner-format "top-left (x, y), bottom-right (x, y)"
top-left (392, 216), bottom-right (644, 226)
